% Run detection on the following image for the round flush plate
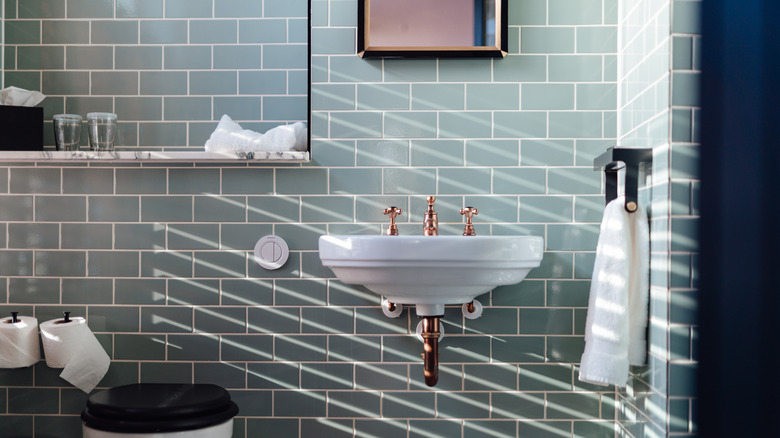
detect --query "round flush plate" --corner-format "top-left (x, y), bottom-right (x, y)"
top-left (254, 235), bottom-right (289, 270)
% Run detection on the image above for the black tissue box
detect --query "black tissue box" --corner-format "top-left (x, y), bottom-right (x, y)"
top-left (0, 106), bottom-right (43, 151)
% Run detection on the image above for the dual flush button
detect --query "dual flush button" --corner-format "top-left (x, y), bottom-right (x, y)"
top-left (254, 235), bottom-right (289, 270)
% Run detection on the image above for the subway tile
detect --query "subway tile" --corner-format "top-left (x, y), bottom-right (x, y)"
top-left (494, 111), bottom-right (547, 139)
top-left (439, 111), bottom-right (492, 138)
top-left (549, 55), bottom-right (603, 82)
top-left (140, 20), bottom-right (187, 44)
top-left (301, 362), bottom-right (353, 390)
top-left (239, 18), bottom-right (287, 43)
top-left (141, 306), bottom-right (192, 333)
top-left (550, 0), bottom-right (602, 24)
top-left (8, 388), bottom-right (59, 414)
top-left (0, 251), bottom-right (34, 277)
top-left (494, 55), bottom-right (547, 82)
top-left (141, 362), bottom-right (192, 383)
top-left (356, 139), bottom-right (409, 166)
top-left (139, 123), bottom-right (187, 146)
top-left (194, 306), bottom-right (246, 333)
top-left (329, 335), bottom-right (381, 362)
top-left (492, 392), bottom-right (545, 419)
top-left (222, 334), bottom-right (273, 361)
top-left (248, 307), bottom-right (299, 333)
top-left (548, 168), bottom-right (601, 194)
top-left (330, 56), bottom-right (383, 82)
top-left (67, 0), bottom-right (113, 18)
top-left (62, 168), bottom-right (113, 194)
top-left (510, 0), bottom-right (546, 24)
top-left (357, 84), bottom-right (409, 111)
top-left (546, 336), bottom-right (586, 363)
top-left (167, 333), bottom-right (220, 361)
top-left (518, 196), bottom-right (573, 223)
top-left (10, 168), bottom-right (60, 194)
top-left (384, 392), bottom-right (435, 418)
top-left (168, 168), bottom-right (219, 194)
top-left (274, 334), bottom-right (327, 362)
top-left (190, 71), bottom-right (237, 95)
top-left (140, 71), bottom-right (187, 95)
top-left (117, 0), bottom-right (163, 18)
top-left (578, 27), bottom-right (618, 53)
top-left (190, 19), bottom-right (237, 44)
top-left (467, 84), bottom-right (519, 110)
top-left (141, 196), bottom-right (192, 222)
top-left (61, 224), bottom-right (112, 250)
top-left (493, 168), bottom-right (546, 195)
top-left (577, 84), bottom-right (618, 110)
top-left (194, 362), bottom-right (246, 389)
top-left (521, 139), bottom-right (575, 166)
top-left (17, 46), bottom-right (64, 70)
top-left (311, 27), bottom-right (355, 55)
top-left (164, 97), bottom-right (211, 120)
top-left (164, 45), bottom-right (212, 70)
top-left (115, 279), bottom-right (165, 305)
top-left (522, 84), bottom-right (575, 111)
top-left (114, 334), bottom-right (166, 360)
top-left (194, 251), bottom-right (246, 278)
top-left (6, 20), bottom-right (42, 44)
top-left (115, 223), bottom-right (164, 249)
top-left (0, 196), bottom-right (34, 220)
top-left (35, 251), bottom-right (86, 277)
top-left (35, 195), bottom-right (86, 221)
top-left (8, 223), bottom-right (59, 249)
top-left (116, 46), bottom-right (161, 69)
top-left (522, 27), bottom-right (575, 53)
top-left (410, 139), bottom-right (464, 167)
top-left (247, 362), bottom-right (299, 389)
top-left (438, 168), bottom-right (491, 195)
top-left (412, 84), bottom-right (464, 111)
top-left (330, 111), bottom-right (383, 138)
top-left (214, 45), bottom-right (263, 69)
top-left (410, 420), bottom-right (461, 438)
top-left (247, 195), bottom-right (301, 222)
top-left (88, 306), bottom-right (139, 332)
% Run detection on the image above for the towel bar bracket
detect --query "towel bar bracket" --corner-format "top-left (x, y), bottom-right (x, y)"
top-left (593, 147), bottom-right (652, 213)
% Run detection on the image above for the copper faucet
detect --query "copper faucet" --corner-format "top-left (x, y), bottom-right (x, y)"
top-left (423, 196), bottom-right (438, 236)
top-left (383, 206), bottom-right (402, 235)
top-left (460, 207), bottom-right (478, 236)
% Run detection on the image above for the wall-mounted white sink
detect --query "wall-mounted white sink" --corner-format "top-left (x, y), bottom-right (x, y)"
top-left (318, 235), bottom-right (544, 316)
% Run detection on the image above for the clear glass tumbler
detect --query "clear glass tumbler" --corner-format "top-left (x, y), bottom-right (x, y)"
top-left (87, 112), bottom-right (117, 151)
top-left (53, 114), bottom-right (82, 151)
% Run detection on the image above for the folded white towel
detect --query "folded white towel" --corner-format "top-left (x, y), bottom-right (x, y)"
top-left (204, 114), bottom-right (307, 153)
top-left (579, 196), bottom-right (649, 387)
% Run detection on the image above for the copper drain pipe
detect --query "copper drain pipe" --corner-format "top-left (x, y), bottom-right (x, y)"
top-left (420, 317), bottom-right (441, 386)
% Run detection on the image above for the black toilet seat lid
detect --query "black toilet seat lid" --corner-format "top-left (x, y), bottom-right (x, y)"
top-left (82, 383), bottom-right (239, 433)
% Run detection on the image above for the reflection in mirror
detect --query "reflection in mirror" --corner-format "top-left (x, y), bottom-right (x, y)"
top-left (358, 0), bottom-right (507, 58)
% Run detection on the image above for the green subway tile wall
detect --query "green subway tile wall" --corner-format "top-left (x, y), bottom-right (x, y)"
top-left (0, 0), bottom-right (697, 437)
top-left (617, 0), bottom-right (699, 437)
top-left (3, 0), bottom-right (308, 150)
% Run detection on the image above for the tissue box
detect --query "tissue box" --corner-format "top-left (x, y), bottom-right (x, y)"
top-left (0, 106), bottom-right (43, 151)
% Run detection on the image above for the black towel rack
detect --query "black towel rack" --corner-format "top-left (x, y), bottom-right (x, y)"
top-left (593, 147), bottom-right (652, 213)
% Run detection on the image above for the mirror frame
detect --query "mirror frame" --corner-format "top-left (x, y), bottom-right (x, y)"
top-left (357, 0), bottom-right (508, 58)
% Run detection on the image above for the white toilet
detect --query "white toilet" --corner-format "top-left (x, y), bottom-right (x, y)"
top-left (81, 383), bottom-right (239, 438)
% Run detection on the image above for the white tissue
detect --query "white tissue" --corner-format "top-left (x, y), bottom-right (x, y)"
top-left (40, 317), bottom-right (110, 393)
top-left (0, 86), bottom-right (45, 107)
top-left (0, 316), bottom-right (40, 368)
top-left (205, 114), bottom-right (307, 153)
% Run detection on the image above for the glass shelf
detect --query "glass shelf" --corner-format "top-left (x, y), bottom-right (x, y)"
top-left (0, 150), bottom-right (310, 162)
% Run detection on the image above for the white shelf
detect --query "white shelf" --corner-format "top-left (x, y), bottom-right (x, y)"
top-left (0, 150), bottom-right (310, 162)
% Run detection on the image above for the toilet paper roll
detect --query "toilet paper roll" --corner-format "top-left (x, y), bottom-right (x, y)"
top-left (0, 316), bottom-right (40, 368)
top-left (40, 317), bottom-right (110, 393)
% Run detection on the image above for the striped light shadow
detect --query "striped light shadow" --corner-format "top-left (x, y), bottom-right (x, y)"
top-left (326, 390), bottom-right (385, 418)
top-left (355, 419), bottom-right (409, 438)
top-left (313, 87), bottom-right (357, 108)
top-left (461, 365), bottom-right (518, 392)
top-left (467, 139), bottom-right (519, 163)
top-left (301, 198), bottom-right (356, 223)
top-left (519, 140), bottom-right (574, 167)
top-left (275, 282), bottom-right (328, 306)
top-left (463, 420), bottom-right (518, 438)
top-left (165, 278), bottom-right (219, 305)
top-left (311, 418), bottom-right (355, 435)
top-left (220, 279), bottom-right (274, 305)
top-left (441, 343), bottom-right (490, 362)
top-left (438, 112), bottom-right (493, 137)
top-left (354, 363), bottom-right (410, 390)
top-left (246, 361), bottom-right (299, 389)
top-left (247, 306), bottom-right (299, 334)
top-left (274, 334), bottom-right (328, 359)
top-left (220, 336), bottom-right (273, 360)
top-left (167, 225), bottom-right (219, 248)
top-left (517, 366), bottom-right (573, 391)
top-left (301, 306), bottom-right (354, 333)
top-left (517, 420), bottom-right (572, 437)
top-left (355, 310), bottom-right (409, 334)
top-left (381, 337), bottom-right (420, 362)
top-left (382, 392), bottom-right (437, 417)
top-left (544, 393), bottom-right (603, 420)
top-left (327, 281), bottom-right (379, 305)
top-left (192, 250), bottom-right (246, 277)
top-left (192, 307), bottom-right (247, 332)
top-left (490, 392), bottom-right (546, 419)
top-left (150, 315), bottom-right (192, 332)
top-left (166, 333), bottom-right (218, 351)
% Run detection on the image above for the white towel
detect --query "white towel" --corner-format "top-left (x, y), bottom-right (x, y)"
top-left (204, 114), bottom-right (307, 153)
top-left (579, 196), bottom-right (649, 387)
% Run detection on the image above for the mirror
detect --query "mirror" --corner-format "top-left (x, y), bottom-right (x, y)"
top-left (358, 0), bottom-right (507, 58)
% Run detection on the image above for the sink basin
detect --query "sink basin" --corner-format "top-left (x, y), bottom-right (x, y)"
top-left (318, 235), bottom-right (544, 316)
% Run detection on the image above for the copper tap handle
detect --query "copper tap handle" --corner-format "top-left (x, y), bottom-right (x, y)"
top-left (460, 206), bottom-right (478, 236)
top-left (383, 206), bottom-right (402, 236)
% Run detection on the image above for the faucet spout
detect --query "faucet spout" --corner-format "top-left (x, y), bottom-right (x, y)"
top-left (423, 196), bottom-right (438, 236)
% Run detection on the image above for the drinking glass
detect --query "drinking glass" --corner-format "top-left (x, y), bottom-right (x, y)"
top-left (87, 112), bottom-right (117, 151)
top-left (53, 114), bottom-right (82, 151)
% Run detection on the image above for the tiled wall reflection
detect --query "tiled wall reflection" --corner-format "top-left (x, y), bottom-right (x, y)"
top-left (0, 0), bottom-right (665, 437)
top-left (3, 0), bottom-right (308, 150)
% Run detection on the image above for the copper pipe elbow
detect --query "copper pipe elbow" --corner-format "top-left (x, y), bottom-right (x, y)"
top-left (421, 317), bottom-right (440, 387)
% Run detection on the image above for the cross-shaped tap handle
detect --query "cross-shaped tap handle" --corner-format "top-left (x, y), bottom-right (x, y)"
top-left (460, 207), bottom-right (479, 236)
top-left (383, 206), bottom-right (402, 235)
